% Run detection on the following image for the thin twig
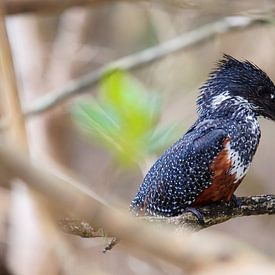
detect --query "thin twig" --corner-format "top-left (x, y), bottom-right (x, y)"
top-left (0, 0), bottom-right (199, 15)
top-left (4, 0), bottom-right (109, 15)
top-left (23, 16), bottom-right (270, 118)
top-left (0, 144), bottom-right (270, 271)
top-left (0, 7), bottom-right (28, 151)
top-left (2, 0), bottom-right (272, 16)
top-left (102, 237), bottom-right (119, 253)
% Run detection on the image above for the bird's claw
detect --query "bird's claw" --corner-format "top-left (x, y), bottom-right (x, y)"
top-left (231, 194), bottom-right (241, 208)
top-left (185, 207), bottom-right (204, 225)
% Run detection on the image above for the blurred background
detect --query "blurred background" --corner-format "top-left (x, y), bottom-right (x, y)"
top-left (1, 0), bottom-right (275, 274)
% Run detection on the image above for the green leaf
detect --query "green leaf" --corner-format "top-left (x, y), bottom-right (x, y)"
top-left (72, 101), bottom-right (123, 152)
top-left (72, 71), bottom-right (179, 165)
top-left (101, 71), bottom-right (160, 134)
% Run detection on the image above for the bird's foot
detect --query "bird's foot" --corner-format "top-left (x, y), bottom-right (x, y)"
top-left (230, 194), bottom-right (241, 208)
top-left (185, 207), bottom-right (204, 225)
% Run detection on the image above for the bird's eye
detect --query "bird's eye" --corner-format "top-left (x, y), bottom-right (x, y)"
top-left (256, 86), bottom-right (265, 96)
top-left (256, 86), bottom-right (273, 100)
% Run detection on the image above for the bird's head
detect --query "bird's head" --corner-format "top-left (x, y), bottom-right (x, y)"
top-left (197, 54), bottom-right (275, 120)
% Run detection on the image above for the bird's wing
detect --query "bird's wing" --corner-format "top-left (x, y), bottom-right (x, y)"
top-left (131, 126), bottom-right (236, 216)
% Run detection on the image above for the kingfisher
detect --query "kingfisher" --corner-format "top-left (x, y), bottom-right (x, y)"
top-left (130, 55), bottom-right (275, 217)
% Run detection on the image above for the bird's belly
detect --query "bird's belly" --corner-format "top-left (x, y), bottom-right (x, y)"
top-left (192, 137), bottom-right (247, 206)
top-left (191, 176), bottom-right (242, 206)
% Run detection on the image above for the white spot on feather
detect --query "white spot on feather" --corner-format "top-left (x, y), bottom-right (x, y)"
top-left (211, 91), bottom-right (231, 107)
top-left (245, 114), bottom-right (259, 134)
top-left (225, 141), bottom-right (249, 182)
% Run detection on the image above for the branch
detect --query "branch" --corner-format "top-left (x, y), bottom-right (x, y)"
top-left (59, 217), bottom-right (106, 238)
top-left (0, 144), bottom-right (271, 270)
top-left (0, 7), bottom-right (28, 151)
top-left (2, 0), bottom-right (273, 16)
top-left (4, 0), bottom-right (109, 15)
top-left (23, 16), bottom-right (269, 117)
top-left (144, 195), bottom-right (275, 230)
top-left (58, 195), bottom-right (275, 240)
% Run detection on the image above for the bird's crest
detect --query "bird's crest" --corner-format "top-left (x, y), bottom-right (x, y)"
top-left (197, 54), bottom-right (275, 117)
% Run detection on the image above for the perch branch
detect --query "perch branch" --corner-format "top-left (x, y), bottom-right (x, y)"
top-left (0, 144), bottom-right (271, 270)
top-left (58, 195), bottom-right (275, 238)
top-left (23, 16), bottom-right (269, 117)
top-left (145, 195), bottom-right (275, 230)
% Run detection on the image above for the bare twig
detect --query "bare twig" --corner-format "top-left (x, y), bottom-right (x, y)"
top-left (2, 0), bottom-right (273, 16)
top-left (102, 237), bottom-right (119, 253)
top-left (0, 7), bottom-right (28, 151)
top-left (0, 0), bottom-right (208, 15)
top-left (4, 0), bottom-right (109, 15)
top-left (23, 16), bottom-right (270, 117)
top-left (0, 144), bottom-right (271, 271)
top-left (59, 217), bottom-right (106, 238)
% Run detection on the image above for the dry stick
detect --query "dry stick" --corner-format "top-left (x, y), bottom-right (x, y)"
top-left (0, 10), bottom-right (77, 273)
top-left (24, 16), bottom-right (269, 118)
top-left (2, 0), bottom-right (272, 16)
top-left (0, 8), bottom-right (28, 151)
top-left (0, 144), bottom-right (270, 271)
top-left (0, 0), bottom-right (197, 15)
top-left (4, 0), bottom-right (111, 15)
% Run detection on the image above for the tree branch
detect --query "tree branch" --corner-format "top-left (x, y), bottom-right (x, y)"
top-left (3, 0), bottom-right (273, 16)
top-left (23, 16), bottom-right (269, 118)
top-left (58, 195), bottom-right (275, 241)
top-left (4, 0), bottom-right (109, 15)
top-left (145, 195), bottom-right (275, 230)
top-left (0, 6), bottom-right (28, 151)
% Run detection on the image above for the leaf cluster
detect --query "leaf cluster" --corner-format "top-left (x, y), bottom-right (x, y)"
top-left (73, 71), bottom-right (178, 164)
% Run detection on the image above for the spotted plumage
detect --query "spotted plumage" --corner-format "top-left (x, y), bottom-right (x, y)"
top-left (130, 55), bottom-right (275, 217)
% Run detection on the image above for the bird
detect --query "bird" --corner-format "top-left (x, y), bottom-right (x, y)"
top-left (130, 54), bottom-right (275, 217)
